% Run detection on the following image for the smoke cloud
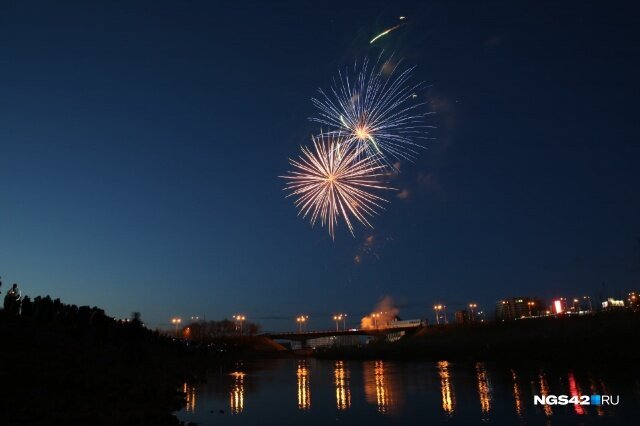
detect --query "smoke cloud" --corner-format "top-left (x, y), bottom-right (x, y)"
top-left (361, 296), bottom-right (399, 329)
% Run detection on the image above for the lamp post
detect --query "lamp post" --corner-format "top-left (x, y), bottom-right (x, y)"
top-left (469, 303), bottom-right (478, 322)
top-left (434, 305), bottom-right (442, 325)
top-left (233, 315), bottom-right (246, 335)
top-left (296, 315), bottom-right (308, 332)
top-left (527, 301), bottom-right (535, 317)
top-left (171, 317), bottom-right (182, 338)
top-left (583, 296), bottom-right (593, 312)
top-left (372, 313), bottom-right (380, 329)
top-left (333, 314), bottom-right (347, 331)
top-left (333, 314), bottom-right (341, 331)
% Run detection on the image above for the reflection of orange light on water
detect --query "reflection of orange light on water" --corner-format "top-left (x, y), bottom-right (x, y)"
top-left (538, 371), bottom-right (553, 417)
top-left (511, 370), bottom-right (523, 416)
top-left (334, 361), bottom-right (351, 410)
top-left (364, 360), bottom-right (397, 414)
top-left (437, 361), bottom-right (455, 415)
top-left (229, 372), bottom-right (245, 415)
top-left (567, 372), bottom-right (584, 415)
top-left (374, 361), bottom-right (390, 413)
top-left (297, 360), bottom-right (311, 410)
top-left (475, 363), bottom-right (491, 416)
top-left (183, 382), bottom-right (196, 413)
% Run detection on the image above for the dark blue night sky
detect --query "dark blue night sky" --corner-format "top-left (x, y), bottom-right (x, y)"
top-left (1, 0), bottom-right (639, 330)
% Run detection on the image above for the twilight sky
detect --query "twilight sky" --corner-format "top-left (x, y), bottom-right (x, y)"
top-left (1, 0), bottom-right (639, 330)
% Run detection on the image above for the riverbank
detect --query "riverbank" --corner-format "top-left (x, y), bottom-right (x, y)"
top-left (0, 296), bottom-right (292, 425)
top-left (0, 310), bottom-right (202, 425)
top-left (314, 312), bottom-right (640, 365)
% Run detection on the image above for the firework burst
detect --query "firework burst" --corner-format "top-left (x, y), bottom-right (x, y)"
top-left (282, 133), bottom-right (391, 239)
top-left (310, 54), bottom-right (432, 167)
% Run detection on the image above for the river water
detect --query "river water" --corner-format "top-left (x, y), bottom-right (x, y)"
top-left (176, 358), bottom-right (638, 425)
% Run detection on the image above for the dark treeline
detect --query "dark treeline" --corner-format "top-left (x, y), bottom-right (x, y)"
top-left (0, 294), bottom-right (203, 425)
top-left (0, 291), bottom-right (288, 424)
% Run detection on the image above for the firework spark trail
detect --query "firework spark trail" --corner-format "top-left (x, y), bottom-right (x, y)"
top-left (282, 134), bottom-right (391, 239)
top-left (369, 23), bottom-right (405, 44)
top-left (310, 54), bottom-right (434, 167)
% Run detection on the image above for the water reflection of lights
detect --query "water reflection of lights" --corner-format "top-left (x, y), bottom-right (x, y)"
top-left (364, 360), bottom-right (395, 413)
top-left (475, 362), bottom-right (492, 416)
top-left (538, 371), bottom-right (553, 417)
top-left (437, 361), bottom-right (455, 416)
top-left (334, 361), bottom-right (351, 410)
top-left (229, 371), bottom-right (245, 415)
top-left (297, 360), bottom-right (311, 410)
top-left (374, 361), bottom-right (391, 413)
top-left (567, 372), bottom-right (584, 415)
top-left (183, 382), bottom-right (196, 413)
top-left (510, 370), bottom-right (523, 416)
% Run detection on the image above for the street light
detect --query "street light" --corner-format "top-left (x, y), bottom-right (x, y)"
top-left (296, 315), bottom-right (308, 332)
top-left (527, 301), bottom-right (535, 317)
top-left (469, 303), bottom-right (478, 322)
top-left (372, 313), bottom-right (380, 329)
top-left (333, 314), bottom-right (347, 331)
top-left (233, 315), bottom-right (246, 335)
top-left (583, 296), bottom-right (593, 311)
top-left (171, 317), bottom-right (182, 338)
top-left (572, 298), bottom-right (580, 313)
top-left (434, 305), bottom-right (443, 325)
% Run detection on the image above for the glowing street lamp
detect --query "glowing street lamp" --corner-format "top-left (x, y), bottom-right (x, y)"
top-left (433, 305), bottom-right (444, 325)
top-left (296, 315), bottom-right (309, 332)
top-left (333, 314), bottom-right (347, 331)
top-left (372, 312), bottom-right (380, 329)
top-left (171, 317), bottom-right (182, 338)
top-left (469, 303), bottom-right (478, 322)
top-left (233, 315), bottom-right (246, 335)
top-left (583, 296), bottom-right (593, 311)
top-left (527, 301), bottom-right (535, 317)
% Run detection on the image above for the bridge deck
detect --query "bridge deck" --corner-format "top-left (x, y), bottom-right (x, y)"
top-left (262, 326), bottom-right (422, 341)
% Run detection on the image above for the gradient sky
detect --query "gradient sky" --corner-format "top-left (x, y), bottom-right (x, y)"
top-left (1, 0), bottom-right (639, 330)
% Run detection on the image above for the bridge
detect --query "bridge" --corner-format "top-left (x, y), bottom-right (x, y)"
top-left (262, 325), bottom-right (423, 343)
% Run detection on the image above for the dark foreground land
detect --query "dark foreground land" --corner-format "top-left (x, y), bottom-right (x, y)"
top-left (0, 297), bottom-right (282, 425)
top-left (0, 309), bottom-right (194, 425)
top-left (316, 312), bottom-right (640, 365)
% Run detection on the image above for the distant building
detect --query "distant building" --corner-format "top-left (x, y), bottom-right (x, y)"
top-left (495, 297), bottom-right (543, 321)
top-left (552, 298), bottom-right (567, 314)
top-left (601, 298), bottom-right (625, 311)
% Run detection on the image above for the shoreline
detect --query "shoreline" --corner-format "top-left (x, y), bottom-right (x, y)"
top-left (3, 302), bottom-right (638, 424)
